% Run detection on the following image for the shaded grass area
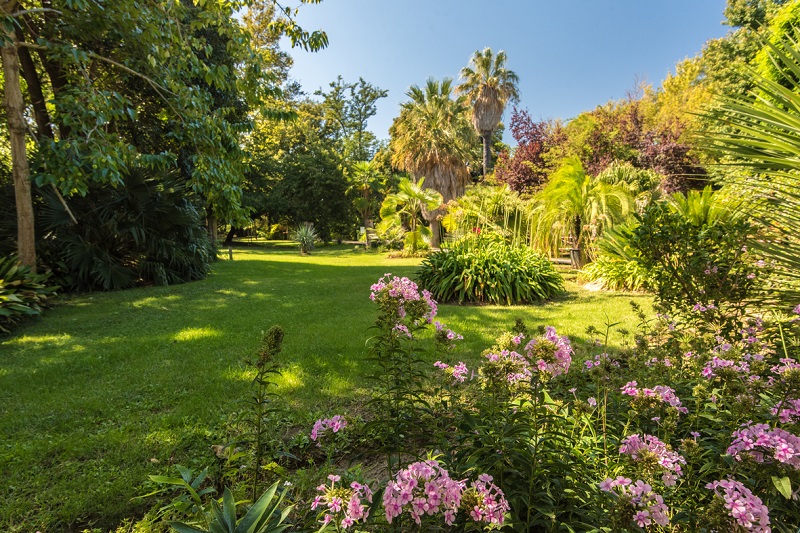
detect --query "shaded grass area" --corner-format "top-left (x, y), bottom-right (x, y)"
top-left (0, 244), bottom-right (651, 532)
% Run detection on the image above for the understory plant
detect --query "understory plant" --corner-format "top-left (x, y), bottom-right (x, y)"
top-left (416, 232), bottom-right (564, 304)
top-left (0, 255), bottom-right (58, 333)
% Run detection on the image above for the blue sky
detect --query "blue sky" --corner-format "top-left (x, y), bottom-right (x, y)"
top-left (282, 0), bottom-right (731, 144)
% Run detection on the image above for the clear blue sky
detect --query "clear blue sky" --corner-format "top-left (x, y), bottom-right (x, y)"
top-left (282, 0), bottom-right (731, 144)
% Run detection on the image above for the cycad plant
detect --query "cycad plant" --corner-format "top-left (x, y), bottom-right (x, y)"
top-left (531, 157), bottom-right (634, 267)
top-left (379, 177), bottom-right (443, 254)
top-left (698, 26), bottom-right (800, 306)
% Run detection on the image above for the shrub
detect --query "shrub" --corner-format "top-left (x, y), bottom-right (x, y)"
top-left (583, 222), bottom-right (652, 292)
top-left (38, 165), bottom-right (213, 291)
top-left (416, 234), bottom-right (563, 304)
top-left (630, 190), bottom-right (762, 335)
top-left (0, 256), bottom-right (58, 333)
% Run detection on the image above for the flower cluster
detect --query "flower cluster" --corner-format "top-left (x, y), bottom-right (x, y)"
top-left (772, 399), bottom-right (800, 424)
top-left (383, 459), bottom-right (464, 526)
top-left (460, 474), bottom-right (509, 526)
top-left (524, 326), bottom-right (573, 378)
top-left (434, 321), bottom-right (464, 351)
top-left (706, 479), bottom-right (770, 532)
top-left (310, 415), bottom-right (347, 444)
top-left (727, 423), bottom-right (800, 469)
top-left (434, 360), bottom-right (470, 384)
top-left (620, 382), bottom-right (688, 414)
top-left (583, 352), bottom-right (621, 371)
top-left (702, 356), bottom-right (752, 379)
top-left (369, 274), bottom-right (437, 327)
top-left (483, 349), bottom-right (532, 386)
top-left (619, 434), bottom-right (686, 486)
top-left (599, 477), bottom-right (670, 528)
top-left (312, 474), bottom-right (373, 529)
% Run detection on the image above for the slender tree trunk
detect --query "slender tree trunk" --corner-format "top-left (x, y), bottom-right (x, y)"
top-left (430, 218), bottom-right (441, 249)
top-left (207, 213), bottom-right (218, 244)
top-left (2, 21), bottom-right (37, 271)
top-left (481, 129), bottom-right (493, 178)
top-left (16, 26), bottom-right (53, 140)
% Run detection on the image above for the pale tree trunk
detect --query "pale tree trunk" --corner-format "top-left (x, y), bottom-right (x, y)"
top-left (2, 13), bottom-right (37, 272)
top-left (481, 130), bottom-right (492, 178)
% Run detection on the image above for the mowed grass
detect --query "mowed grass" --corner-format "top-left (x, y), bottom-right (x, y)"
top-left (0, 243), bottom-right (652, 532)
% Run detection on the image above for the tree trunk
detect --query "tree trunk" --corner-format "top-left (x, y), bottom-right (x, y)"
top-left (2, 23), bottom-right (36, 271)
top-left (16, 26), bottom-right (53, 140)
top-left (208, 213), bottom-right (218, 243)
top-left (481, 129), bottom-right (493, 178)
top-left (430, 218), bottom-right (441, 249)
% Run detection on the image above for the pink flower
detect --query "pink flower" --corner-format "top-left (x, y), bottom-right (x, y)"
top-left (706, 479), bottom-right (770, 532)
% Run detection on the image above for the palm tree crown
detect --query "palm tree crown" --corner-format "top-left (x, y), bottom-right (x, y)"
top-left (389, 77), bottom-right (476, 246)
top-left (456, 48), bottom-right (520, 177)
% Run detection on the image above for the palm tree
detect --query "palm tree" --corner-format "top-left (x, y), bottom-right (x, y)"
top-left (379, 177), bottom-right (443, 254)
top-left (390, 78), bottom-right (476, 247)
top-left (698, 27), bottom-right (800, 306)
top-left (456, 48), bottom-right (520, 178)
top-left (346, 160), bottom-right (384, 245)
top-left (531, 157), bottom-right (634, 268)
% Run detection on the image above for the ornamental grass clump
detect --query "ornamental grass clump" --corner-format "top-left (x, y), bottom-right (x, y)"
top-left (415, 233), bottom-right (563, 304)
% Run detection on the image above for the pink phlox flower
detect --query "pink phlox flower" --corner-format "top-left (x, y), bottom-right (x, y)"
top-left (600, 477), bottom-right (669, 527)
top-left (588, 397), bottom-right (597, 407)
top-left (620, 434), bottom-right (686, 486)
top-left (706, 479), bottom-right (770, 532)
top-left (310, 415), bottom-right (348, 444)
top-left (728, 423), bottom-right (800, 470)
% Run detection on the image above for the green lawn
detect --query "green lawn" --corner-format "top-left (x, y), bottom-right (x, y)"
top-left (0, 244), bottom-right (652, 532)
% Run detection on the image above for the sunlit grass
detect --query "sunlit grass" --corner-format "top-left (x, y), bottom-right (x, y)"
top-left (0, 242), bottom-right (652, 532)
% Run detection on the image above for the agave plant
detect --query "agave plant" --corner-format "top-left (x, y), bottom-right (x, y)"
top-left (0, 255), bottom-right (58, 333)
top-left (169, 482), bottom-right (292, 533)
top-left (291, 224), bottom-right (317, 255)
top-left (698, 27), bottom-right (800, 306)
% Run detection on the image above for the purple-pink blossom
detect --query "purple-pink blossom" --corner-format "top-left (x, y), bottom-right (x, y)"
top-left (313, 476), bottom-right (373, 529)
top-left (706, 479), bottom-right (770, 532)
top-left (599, 478), bottom-right (670, 527)
top-left (620, 383), bottom-right (688, 415)
top-left (310, 415), bottom-right (347, 444)
top-left (727, 423), bottom-right (800, 470)
top-left (382, 459), bottom-right (464, 526)
top-left (619, 434), bottom-right (686, 486)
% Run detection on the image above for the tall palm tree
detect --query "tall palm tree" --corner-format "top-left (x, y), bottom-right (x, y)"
top-left (456, 48), bottom-right (520, 178)
top-left (531, 157), bottom-right (634, 268)
top-left (390, 78), bottom-right (476, 246)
